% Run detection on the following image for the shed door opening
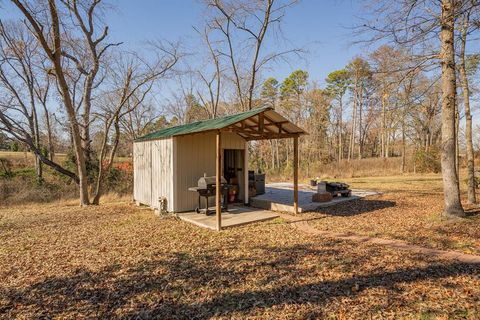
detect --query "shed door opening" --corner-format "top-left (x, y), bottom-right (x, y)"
top-left (223, 149), bottom-right (245, 203)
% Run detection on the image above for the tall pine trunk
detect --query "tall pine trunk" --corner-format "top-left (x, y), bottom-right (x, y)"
top-left (440, 0), bottom-right (465, 217)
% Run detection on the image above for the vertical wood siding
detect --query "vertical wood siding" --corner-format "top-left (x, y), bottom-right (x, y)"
top-left (133, 138), bottom-right (174, 211)
top-left (133, 141), bottom-right (151, 205)
top-left (174, 131), bottom-right (246, 212)
top-left (150, 139), bottom-right (174, 211)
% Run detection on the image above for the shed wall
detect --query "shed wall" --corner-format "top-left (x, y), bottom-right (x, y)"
top-left (174, 131), bottom-right (246, 212)
top-left (133, 138), bottom-right (174, 211)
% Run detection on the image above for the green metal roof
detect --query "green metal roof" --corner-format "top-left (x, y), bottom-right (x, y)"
top-left (135, 106), bottom-right (272, 142)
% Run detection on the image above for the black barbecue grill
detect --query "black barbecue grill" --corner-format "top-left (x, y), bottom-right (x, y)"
top-left (188, 176), bottom-right (230, 215)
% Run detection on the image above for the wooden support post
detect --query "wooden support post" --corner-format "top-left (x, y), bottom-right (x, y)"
top-left (259, 113), bottom-right (264, 133)
top-left (293, 136), bottom-right (299, 215)
top-left (216, 130), bottom-right (222, 231)
top-left (244, 142), bottom-right (249, 205)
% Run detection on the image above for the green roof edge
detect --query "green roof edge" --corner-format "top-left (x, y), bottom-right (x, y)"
top-left (134, 106), bottom-right (272, 142)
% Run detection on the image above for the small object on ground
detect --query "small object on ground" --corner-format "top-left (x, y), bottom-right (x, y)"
top-left (228, 186), bottom-right (238, 203)
top-left (312, 192), bottom-right (333, 202)
top-left (318, 181), bottom-right (352, 197)
top-left (318, 181), bottom-right (327, 192)
top-left (310, 179), bottom-right (317, 186)
top-left (249, 170), bottom-right (266, 195)
top-left (158, 197), bottom-right (168, 214)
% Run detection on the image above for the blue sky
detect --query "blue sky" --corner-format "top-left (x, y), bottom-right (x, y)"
top-left (107, 0), bottom-right (364, 85)
top-left (1, 0), bottom-right (366, 85)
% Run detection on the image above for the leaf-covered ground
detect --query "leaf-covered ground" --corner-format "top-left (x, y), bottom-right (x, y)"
top-left (309, 174), bottom-right (480, 256)
top-left (1, 198), bottom-right (479, 319)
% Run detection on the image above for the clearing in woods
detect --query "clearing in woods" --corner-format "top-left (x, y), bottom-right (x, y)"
top-left (0, 174), bottom-right (479, 318)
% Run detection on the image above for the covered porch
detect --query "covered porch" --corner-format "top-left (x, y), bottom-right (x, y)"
top-left (212, 106), bottom-right (306, 231)
top-left (177, 205), bottom-right (279, 230)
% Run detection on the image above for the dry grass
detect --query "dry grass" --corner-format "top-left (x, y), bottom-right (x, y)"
top-left (0, 151), bottom-right (67, 163)
top-left (1, 199), bottom-right (479, 318)
top-left (308, 174), bottom-right (480, 255)
top-left (313, 157), bottom-right (409, 179)
top-left (0, 151), bottom-right (130, 163)
top-left (269, 158), bottom-right (424, 182)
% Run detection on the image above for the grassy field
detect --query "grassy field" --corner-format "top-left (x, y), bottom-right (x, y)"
top-left (330, 174), bottom-right (444, 193)
top-left (0, 151), bottom-right (66, 163)
top-left (1, 175), bottom-right (480, 318)
top-left (0, 151), bottom-right (131, 163)
top-left (307, 174), bottom-right (480, 256)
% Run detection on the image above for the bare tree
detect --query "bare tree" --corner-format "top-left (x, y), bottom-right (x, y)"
top-left (0, 20), bottom-right (46, 182)
top-left (194, 26), bottom-right (222, 118)
top-left (206, 0), bottom-right (301, 111)
top-left (120, 101), bottom-right (160, 141)
top-left (11, 0), bottom-right (179, 205)
top-left (91, 46), bottom-right (179, 204)
top-left (356, 0), bottom-right (476, 218)
top-left (59, 0), bottom-right (123, 166)
top-left (12, 0), bottom-right (95, 204)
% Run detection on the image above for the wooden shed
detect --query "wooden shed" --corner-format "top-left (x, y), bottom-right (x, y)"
top-left (133, 106), bottom-right (306, 230)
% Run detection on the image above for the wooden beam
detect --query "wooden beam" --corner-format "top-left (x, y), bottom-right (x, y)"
top-left (216, 130), bottom-right (222, 231)
top-left (259, 112), bottom-right (264, 133)
top-left (227, 124), bottom-right (279, 135)
top-left (263, 113), bottom-right (288, 134)
top-left (245, 115), bottom-right (276, 134)
top-left (235, 121), bottom-right (288, 129)
top-left (293, 136), bottom-right (299, 215)
top-left (265, 121), bottom-right (288, 127)
top-left (245, 133), bottom-right (299, 141)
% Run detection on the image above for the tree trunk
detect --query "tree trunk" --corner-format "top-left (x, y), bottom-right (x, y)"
top-left (381, 92), bottom-right (386, 158)
top-left (348, 81), bottom-right (357, 161)
top-left (12, 0), bottom-right (91, 205)
top-left (338, 98), bottom-right (343, 162)
top-left (45, 111), bottom-right (55, 161)
top-left (401, 120), bottom-right (406, 173)
top-left (455, 107), bottom-right (459, 177)
top-left (459, 12), bottom-right (476, 204)
top-left (358, 85), bottom-right (363, 160)
top-left (440, 0), bottom-right (464, 217)
top-left (48, 0), bottom-right (90, 205)
top-left (386, 129), bottom-right (390, 158)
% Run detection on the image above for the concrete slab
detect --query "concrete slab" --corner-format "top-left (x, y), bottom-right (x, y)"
top-left (177, 205), bottom-right (279, 230)
top-left (250, 183), bottom-right (378, 213)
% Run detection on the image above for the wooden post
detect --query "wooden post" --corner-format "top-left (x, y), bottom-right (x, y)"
top-left (293, 136), bottom-right (299, 215)
top-left (216, 130), bottom-right (222, 231)
top-left (244, 142), bottom-right (249, 205)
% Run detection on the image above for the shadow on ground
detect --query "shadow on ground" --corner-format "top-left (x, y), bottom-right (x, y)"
top-left (465, 208), bottom-right (480, 218)
top-left (1, 241), bottom-right (478, 319)
top-left (313, 198), bottom-right (396, 216)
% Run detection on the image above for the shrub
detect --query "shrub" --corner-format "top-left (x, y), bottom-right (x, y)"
top-left (414, 149), bottom-right (441, 173)
top-left (0, 158), bottom-right (13, 178)
top-left (105, 163), bottom-right (133, 195)
top-left (0, 172), bottom-right (77, 205)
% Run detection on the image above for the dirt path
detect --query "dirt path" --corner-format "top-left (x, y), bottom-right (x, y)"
top-left (278, 213), bottom-right (480, 264)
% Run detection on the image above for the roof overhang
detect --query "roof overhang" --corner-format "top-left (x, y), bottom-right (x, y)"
top-left (134, 106), bottom-right (307, 142)
top-left (221, 108), bottom-right (306, 141)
